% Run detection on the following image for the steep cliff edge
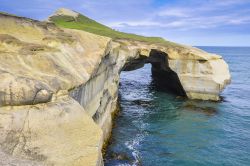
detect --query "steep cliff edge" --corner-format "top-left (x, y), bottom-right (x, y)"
top-left (49, 8), bottom-right (231, 101)
top-left (0, 10), bottom-right (231, 166)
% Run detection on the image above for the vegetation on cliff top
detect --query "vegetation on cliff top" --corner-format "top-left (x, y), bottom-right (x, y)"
top-left (49, 13), bottom-right (176, 45)
top-left (0, 11), bottom-right (18, 17)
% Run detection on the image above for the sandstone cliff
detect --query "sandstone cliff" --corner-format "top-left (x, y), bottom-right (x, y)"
top-left (0, 10), bottom-right (231, 166)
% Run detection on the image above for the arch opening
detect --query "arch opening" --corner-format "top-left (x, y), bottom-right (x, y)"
top-left (122, 49), bottom-right (187, 97)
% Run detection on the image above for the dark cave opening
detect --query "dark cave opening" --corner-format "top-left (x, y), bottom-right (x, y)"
top-left (122, 49), bottom-right (187, 97)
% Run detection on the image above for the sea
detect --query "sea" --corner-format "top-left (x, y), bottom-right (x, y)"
top-left (105, 47), bottom-right (250, 166)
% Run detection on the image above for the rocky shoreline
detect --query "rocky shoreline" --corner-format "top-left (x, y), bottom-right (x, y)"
top-left (0, 11), bottom-right (230, 165)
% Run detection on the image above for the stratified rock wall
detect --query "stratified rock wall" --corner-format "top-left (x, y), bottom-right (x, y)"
top-left (0, 13), bottom-right (109, 166)
top-left (0, 97), bottom-right (103, 166)
top-left (116, 39), bottom-right (231, 100)
top-left (0, 12), bottom-right (231, 166)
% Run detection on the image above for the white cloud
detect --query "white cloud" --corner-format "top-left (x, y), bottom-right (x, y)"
top-left (212, 0), bottom-right (250, 6)
top-left (1, 0), bottom-right (249, 45)
top-left (157, 8), bottom-right (190, 17)
top-left (107, 21), bottom-right (161, 28)
top-left (107, 20), bottom-right (189, 29)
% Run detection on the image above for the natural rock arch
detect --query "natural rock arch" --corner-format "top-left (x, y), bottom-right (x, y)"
top-left (122, 49), bottom-right (186, 96)
top-left (0, 12), bottom-right (231, 166)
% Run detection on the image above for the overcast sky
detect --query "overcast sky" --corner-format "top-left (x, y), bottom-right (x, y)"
top-left (1, 0), bottom-right (250, 46)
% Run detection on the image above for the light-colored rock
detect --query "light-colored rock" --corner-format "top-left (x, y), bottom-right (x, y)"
top-left (0, 13), bottom-right (111, 106)
top-left (0, 13), bottom-right (108, 166)
top-left (115, 39), bottom-right (231, 100)
top-left (50, 8), bottom-right (79, 18)
top-left (0, 12), bottom-right (231, 166)
top-left (0, 96), bottom-right (103, 166)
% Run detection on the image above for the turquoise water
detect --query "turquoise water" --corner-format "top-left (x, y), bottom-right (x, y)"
top-left (105, 47), bottom-right (250, 166)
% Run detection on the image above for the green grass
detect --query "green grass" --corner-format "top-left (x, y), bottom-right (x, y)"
top-left (49, 14), bottom-right (177, 45)
top-left (0, 11), bottom-right (18, 17)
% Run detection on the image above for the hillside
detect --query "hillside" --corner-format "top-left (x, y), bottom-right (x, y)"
top-left (48, 8), bottom-right (173, 45)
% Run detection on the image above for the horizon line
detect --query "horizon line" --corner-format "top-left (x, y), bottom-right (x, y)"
top-left (195, 45), bottom-right (250, 47)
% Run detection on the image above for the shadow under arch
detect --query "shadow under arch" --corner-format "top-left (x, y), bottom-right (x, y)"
top-left (122, 49), bottom-right (187, 97)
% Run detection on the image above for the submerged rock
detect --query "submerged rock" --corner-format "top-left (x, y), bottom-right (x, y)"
top-left (131, 100), bottom-right (153, 107)
top-left (183, 102), bottom-right (218, 115)
top-left (110, 152), bottom-right (131, 161)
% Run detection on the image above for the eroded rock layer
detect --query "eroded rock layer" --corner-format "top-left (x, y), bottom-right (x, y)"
top-left (0, 12), bottom-right (231, 165)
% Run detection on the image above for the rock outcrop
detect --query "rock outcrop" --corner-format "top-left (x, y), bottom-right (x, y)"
top-left (0, 11), bottom-right (231, 166)
top-left (116, 39), bottom-right (231, 100)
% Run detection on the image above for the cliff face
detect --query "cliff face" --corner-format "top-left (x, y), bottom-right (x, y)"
top-left (116, 40), bottom-right (231, 101)
top-left (0, 12), bottom-right (231, 166)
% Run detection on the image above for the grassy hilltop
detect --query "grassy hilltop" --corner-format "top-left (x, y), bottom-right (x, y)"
top-left (49, 10), bottom-right (175, 45)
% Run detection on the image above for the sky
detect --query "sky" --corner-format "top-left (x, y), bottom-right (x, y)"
top-left (1, 0), bottom-right (250, 46)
